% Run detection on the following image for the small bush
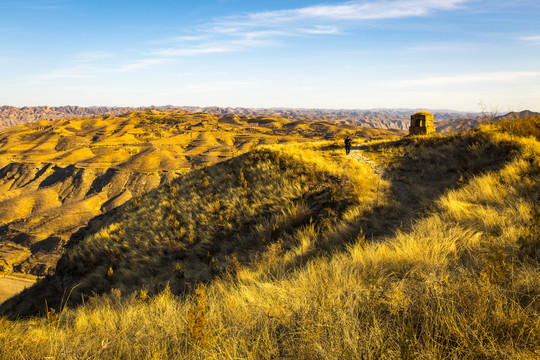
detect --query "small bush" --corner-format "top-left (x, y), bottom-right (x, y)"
top-left (497, 115), bottom-right (540, 139)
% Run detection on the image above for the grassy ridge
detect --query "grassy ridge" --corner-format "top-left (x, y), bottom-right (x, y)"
top-left (1, 141), bottom-right (378, 317)
top-left (0, 109), bottom-right (403, 277)
top-left (1, 121), bottom-right (539, 359)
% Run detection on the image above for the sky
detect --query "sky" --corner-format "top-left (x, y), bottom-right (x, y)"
top-left (0, 0), bottom-right (539, 112)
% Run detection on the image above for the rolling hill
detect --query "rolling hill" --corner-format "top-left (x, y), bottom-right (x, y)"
top-left (0, 116), bottom-right (538, 359)
top-left (0, 105), bottom-right (154, 128)
top-left (6, 105), bottom-right (535, 136)
top-left (0, 109), bottom-right (404, 278)
top-left (1, 105), bottom-right (478, 131)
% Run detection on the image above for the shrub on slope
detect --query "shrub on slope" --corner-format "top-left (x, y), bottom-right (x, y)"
top-left (496, 114), bottom-right (540, 140)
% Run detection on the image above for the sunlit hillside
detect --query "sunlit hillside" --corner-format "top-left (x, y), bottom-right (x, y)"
top-left (0, 109), bottom-right (404, 280)
top-left (1, 117), bottom-right (538, 359)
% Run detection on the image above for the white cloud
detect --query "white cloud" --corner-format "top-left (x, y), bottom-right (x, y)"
top-left (150, 31), bottom-right (285, 58)
top-left (407, 41), bottom-right (485, 52)
top-left (168, 35), bottom-right (208, 42)
top-left (36, 57), bottom-right (170, 80)
top-left (241, 30), bottom-right (289, 39)
top-left (150, 35), bottom-right (209, 45)
top-left (382, 71), bottom-right (540, 87)
top-left (245, 0), bottom-right (467, 22)
top-left (300, 25), bottom-right (340, 34)
top-left (36, 0), bottom-right (472, 81)
top-left (518, 35), bottom-right (540, 43)
top-left (159, 0), bottom-right (469, 58)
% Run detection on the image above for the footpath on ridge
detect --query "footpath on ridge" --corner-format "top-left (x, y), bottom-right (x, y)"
top-left (347, 144), bottom-right (378, 166)
top-left (346, 142), bottom-right (416, 212)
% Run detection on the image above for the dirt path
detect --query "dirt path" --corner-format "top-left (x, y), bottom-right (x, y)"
top-left (346, 144), bottom-right (386, 177)
top-left (347, 144), bottom-right (416, 207)
top-left (347, 145), bottom-right (380, 169)
top-left (0, 275), bottom-right (35, 303)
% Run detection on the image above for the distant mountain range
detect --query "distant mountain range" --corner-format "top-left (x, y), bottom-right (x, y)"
top-left (0, 106), bottom-right (152, 128)
top-left (0, 105), bottom-right (478, 131)
top-left (2, 105), bottom-right (537, 135)
top-left (495, 110), bottom-right (540, 121)
top-left (435, 110), bottom-right (540, 134)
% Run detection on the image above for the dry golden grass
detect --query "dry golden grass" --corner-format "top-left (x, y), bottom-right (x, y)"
top-left (1, 110), bottom-right (394, 277)
top-left (2, 141), bottom-right (377, 315)
top-left (1, 125), bottom-right (538, 359)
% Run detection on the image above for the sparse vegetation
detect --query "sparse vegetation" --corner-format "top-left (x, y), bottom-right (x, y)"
top-left (0, 124), bottom-right (539, 359)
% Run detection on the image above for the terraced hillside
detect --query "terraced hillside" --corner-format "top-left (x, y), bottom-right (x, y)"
top-left (0, 110), bottom-right (404, 277)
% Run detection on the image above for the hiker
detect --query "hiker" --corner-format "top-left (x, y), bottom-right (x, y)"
top-left (344, 136), bottom-right (352, 155)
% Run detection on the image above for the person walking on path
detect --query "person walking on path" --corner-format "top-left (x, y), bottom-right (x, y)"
top-left (344, 136), bottom-right (352, 155)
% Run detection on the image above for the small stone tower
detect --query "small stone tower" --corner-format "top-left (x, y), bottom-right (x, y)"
top-left (409, 111), bottom-right (436, 135)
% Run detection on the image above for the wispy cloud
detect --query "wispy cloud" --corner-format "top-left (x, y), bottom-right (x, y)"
top-left (518, 35), bottom-right (540, 44)
top-left (300, 25), bottom-right (340, 34)
top-left (105, 58), bottom-right (171, 73)
top-left (243, 0), bottom-right (467, 22)
top-left (156, 0), bottom-right (470, 58)
top-left (166, 35), bottom-right (208, 43)
top-left (36, 57), bottom-right (174, 80)
top-left (407, 41), bottom-right (486, 52)
top-left (382, 71), bottom-right (540, 87)
top-left (37, 0), bottom-right (471, 81)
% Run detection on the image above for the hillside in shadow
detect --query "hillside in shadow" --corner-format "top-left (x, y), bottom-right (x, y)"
top-left (1, 129), bottom-right (520, 319)
top-left (0, 109), bottom-right (405, 278)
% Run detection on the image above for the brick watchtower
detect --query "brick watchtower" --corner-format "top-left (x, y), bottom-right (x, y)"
top-left (409, 111), bottom-right (436, 135)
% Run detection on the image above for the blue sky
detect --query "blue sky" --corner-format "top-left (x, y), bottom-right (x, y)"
top-left (1, 0), bottom-right (539, 111)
